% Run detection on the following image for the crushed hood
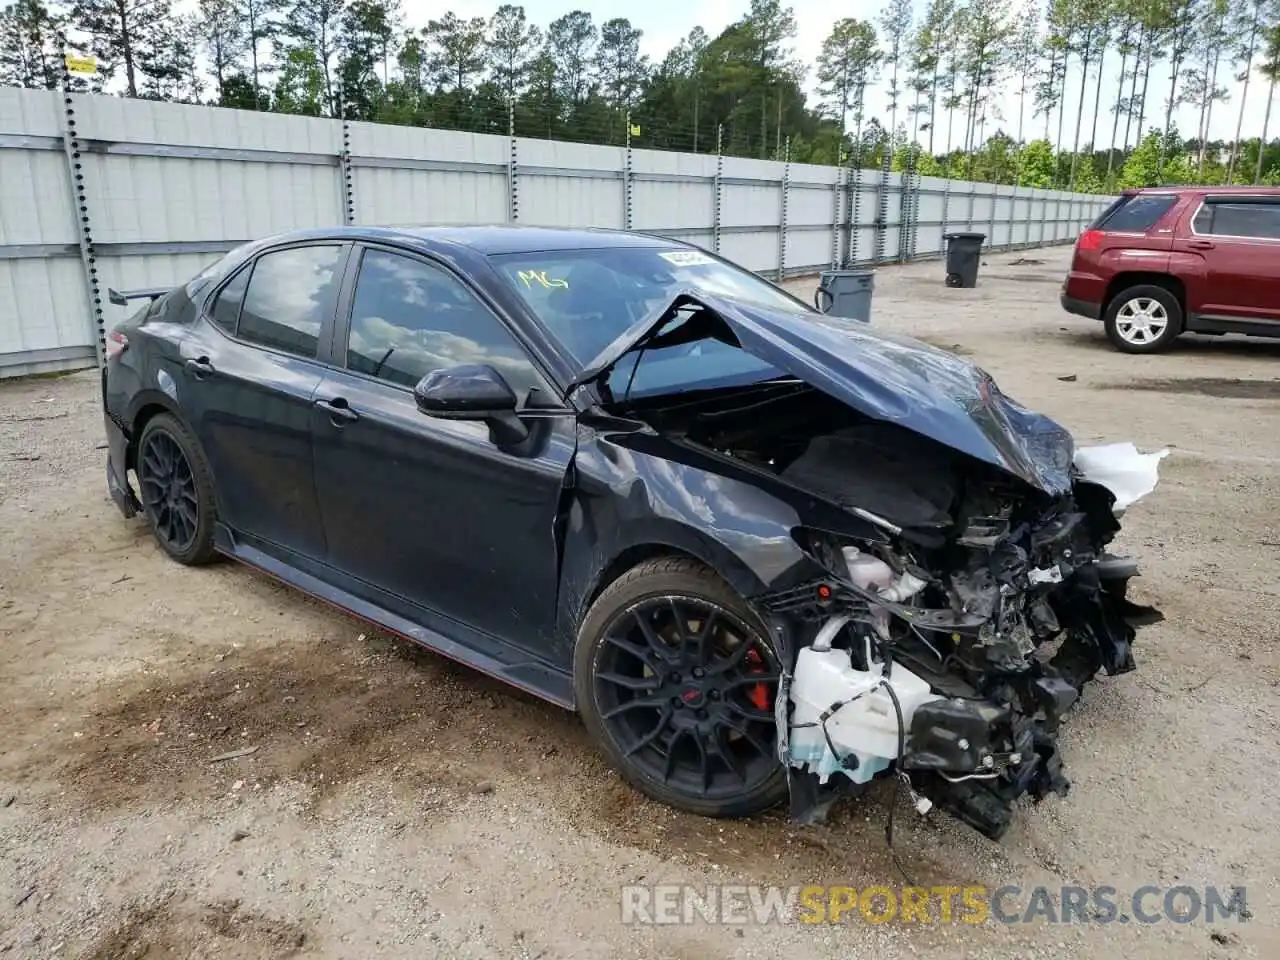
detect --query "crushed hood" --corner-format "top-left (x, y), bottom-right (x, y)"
top-left (580, 291), bottom-right (1077, 495)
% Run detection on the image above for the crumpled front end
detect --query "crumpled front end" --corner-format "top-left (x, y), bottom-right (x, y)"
top-left (760, 441), bottom-right (1168, 841)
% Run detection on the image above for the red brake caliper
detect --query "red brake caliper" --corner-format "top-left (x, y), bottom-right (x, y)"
top-left (744, 648), bottom-right (771, 711)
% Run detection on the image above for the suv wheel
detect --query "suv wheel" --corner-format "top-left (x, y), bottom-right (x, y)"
top-left (1103, 284), bottom-right (1182, 354)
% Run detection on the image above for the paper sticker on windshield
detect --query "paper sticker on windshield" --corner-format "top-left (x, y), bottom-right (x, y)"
top-left (659, 250), bottom-right (716, 267)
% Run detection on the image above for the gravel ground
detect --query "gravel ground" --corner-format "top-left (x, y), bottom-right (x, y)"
top-left (1, 245), bottom-right (1277, 959)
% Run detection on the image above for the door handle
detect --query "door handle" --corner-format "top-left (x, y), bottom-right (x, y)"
top-left (1188, 239), bottom-right (1214, 250)
top-left (315, 397), bottom-right (359, 425)
top-left (184, 357), bottom-right (215, 379)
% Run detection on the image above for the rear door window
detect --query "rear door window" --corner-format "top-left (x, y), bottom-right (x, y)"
top-left (1196, 201), bottom-right (1280, 240)
top-left (1094, 194), bottom-right (1178, 233)
top-left (238, 245), bottom-right (344, 359)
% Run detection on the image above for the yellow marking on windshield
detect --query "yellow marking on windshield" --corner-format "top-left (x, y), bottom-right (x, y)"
top-left (517, 269), bottom-right (570, 290)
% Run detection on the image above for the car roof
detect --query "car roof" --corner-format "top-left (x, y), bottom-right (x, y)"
top-left (248, 224), bottom-right (684, 256)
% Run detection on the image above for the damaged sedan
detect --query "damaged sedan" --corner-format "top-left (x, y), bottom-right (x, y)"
top-left (101, 226), bottom-right (1166, 840)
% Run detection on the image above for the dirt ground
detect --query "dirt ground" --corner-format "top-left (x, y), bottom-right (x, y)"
top-left (1, 245), bottom-right (1278, 959)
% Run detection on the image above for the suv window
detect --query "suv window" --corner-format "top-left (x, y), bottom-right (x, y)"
top-left (238, 245), bottom-right (344, 358)
top-left (1093, 194), bottom-right (1177, 233)
top-left (346, 248), bottom-right (547, 399)
top-left (1196, 201), bottom-right (1280, 240)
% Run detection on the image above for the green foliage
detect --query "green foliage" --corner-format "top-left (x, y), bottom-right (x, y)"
top-left (0, 0), bottom-right (64, 89)
top-left (1017, 138), bottom-right (1057, 186)
top-left (9, 0), bottom-right (1280, 192)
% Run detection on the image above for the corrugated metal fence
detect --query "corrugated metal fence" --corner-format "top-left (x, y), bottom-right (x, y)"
top-left (0, 88), bottom-right (1110, 378)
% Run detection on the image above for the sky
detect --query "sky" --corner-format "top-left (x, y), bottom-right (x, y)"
top-left (393, 0), bottom-right (1275, 148)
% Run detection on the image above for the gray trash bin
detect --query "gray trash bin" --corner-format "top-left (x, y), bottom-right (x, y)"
top-left (814, 269), bottom-right (875, 322)
top-left (943, 232), bottom-right (986, 288)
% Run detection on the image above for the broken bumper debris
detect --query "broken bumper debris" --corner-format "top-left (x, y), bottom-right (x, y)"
top-left (766, 442), bottom-right (1167, 841)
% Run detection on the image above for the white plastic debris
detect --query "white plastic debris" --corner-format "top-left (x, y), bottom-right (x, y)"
top-left (788, 644), bottom-right (940, 785)
top-left (1073, 442), bottom-right (1170, 512)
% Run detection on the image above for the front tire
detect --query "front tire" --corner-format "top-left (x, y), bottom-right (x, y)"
top-left (574, 557), bottom-right (787, 818)
top-left (1103, 284), bottom-right (1183, 354)
top-left (135, 413), bottom-right (218, 565)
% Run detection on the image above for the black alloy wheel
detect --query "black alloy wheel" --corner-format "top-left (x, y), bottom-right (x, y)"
top-left (576, 559), bottom-right (787, 817)
top-left (135, 413), bottom-right (218, 565)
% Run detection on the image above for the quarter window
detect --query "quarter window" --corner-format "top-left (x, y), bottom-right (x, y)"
top-left (1094, 194), bottom-right (1176, 233)
top-left (209, 266), bottom-right (250, 334)
top-left (1197, 202), bottom-right (1280, 240)
top-left (345, 248), bottom-right (546, 398)
top-left (238, 245), bottom-right (344, 358)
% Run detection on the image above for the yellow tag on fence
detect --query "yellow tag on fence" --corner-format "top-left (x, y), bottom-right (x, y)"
top-left (65, 54), bottom-right (98, 76)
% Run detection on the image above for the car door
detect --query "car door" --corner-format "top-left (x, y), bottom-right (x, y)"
top-left (178, 242), bottom-right (349, 561)
top-left (309, 243), bottom-right (576, 653)
top-left (1178, 195), bottom-right (1280, 325)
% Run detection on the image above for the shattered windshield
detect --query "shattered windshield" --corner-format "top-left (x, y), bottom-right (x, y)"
top-left (490, 247), bottom-right (805, 379)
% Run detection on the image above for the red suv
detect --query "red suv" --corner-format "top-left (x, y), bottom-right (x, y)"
top-left (1061, 187), bottom-right (1280, 353)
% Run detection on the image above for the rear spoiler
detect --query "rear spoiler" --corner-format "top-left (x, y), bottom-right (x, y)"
top-left (107, 287), bottom-right (170, 307)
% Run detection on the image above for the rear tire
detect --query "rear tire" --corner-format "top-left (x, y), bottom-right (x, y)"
top-left (1103, 284), bottom-right (1182, 354)
top-left (135, 413), bottom-right (219, 566)
top-left (574, 557), bottom-right (787, 818)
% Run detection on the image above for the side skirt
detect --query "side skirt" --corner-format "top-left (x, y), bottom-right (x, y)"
top-left (213, 524), bottom-right (576, 711)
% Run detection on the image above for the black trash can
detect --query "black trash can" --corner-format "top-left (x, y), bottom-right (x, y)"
top-left (814, 269), bottom-right (875, 322)
top-left (943, 232), bottom-right (986, 288)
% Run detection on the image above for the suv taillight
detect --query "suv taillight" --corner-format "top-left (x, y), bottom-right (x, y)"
top-left (1077, 229), bottom-right (1104, 252)
top-left (105, 329), bottom-right (128, 361)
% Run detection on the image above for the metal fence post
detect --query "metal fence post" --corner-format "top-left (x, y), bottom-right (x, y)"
top-left (874, 146), bottom-right (891, 263)
top-left (829, 150), bottom-right (843, 270)
top-left (847, 142), bottom-right (862, 266)
top-left (507, 102), bottom-right (519, 223)
top-left (713, 124), bottom-right (723, 254)
top-left (941, 159), bottom-right (952, 255)
top-left (778, 136), bottom-right (790, 280)
top-left (338, 85), bottom-right (355, 226)
top-left (55, 34), bottom-right (105, 368)
top-left (899, 144), bottom-right (919, 262)
top-left (1010, 181), bottom-right (1020, 250)
top-left (624, 110), bottom-right (634, 231)
top-left (988, 182), bottom-right (998, 251)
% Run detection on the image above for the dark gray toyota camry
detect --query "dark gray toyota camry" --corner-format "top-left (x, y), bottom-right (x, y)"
top-left (100, 225), bottom-right (1166, 840)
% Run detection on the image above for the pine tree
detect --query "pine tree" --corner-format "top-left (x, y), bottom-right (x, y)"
top-left (72, 0), bottom-right (178, 97)
top-left (913, 0), bottom-right (957, 154)
top-left (594, 18), bottom-right (647, 111)
top-left (880, 0), bottom-right (914, 142)
top-left (278, 0), bottom-right (345, 115)
top-left (1009, 1), bottom-right (1042, 184)
top-left (487, 4), bottom-right (540, 102)
top-left (239, 0), bottom-right (282, 107)
top-left (0, 0), bottom-right (62, 89)
top-left (546, 10), bottom-right (597, 107)
top-left (816, 18), bottom-right (881, 141)
top-left (1256, 23), bottom-right (1280, 183)
top-left (424, 12), bottom-right (487, 92)
top-left (1227, 0), bottom-right (1268, 179)
top-left (196, 0), bottom-right (247, 103)
top-left (1156, 0), bottom-right (1201, 179)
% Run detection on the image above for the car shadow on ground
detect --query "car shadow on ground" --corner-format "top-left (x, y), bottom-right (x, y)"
top-left (1053, 326), bottom-right (1280, 360)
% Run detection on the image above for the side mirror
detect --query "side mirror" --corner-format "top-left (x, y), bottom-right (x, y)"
top-left (413, 363), bottom-right (528, 446)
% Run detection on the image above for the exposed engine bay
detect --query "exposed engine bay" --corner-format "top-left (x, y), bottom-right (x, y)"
top-left (627, 376), bottom-right (1167, 841)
